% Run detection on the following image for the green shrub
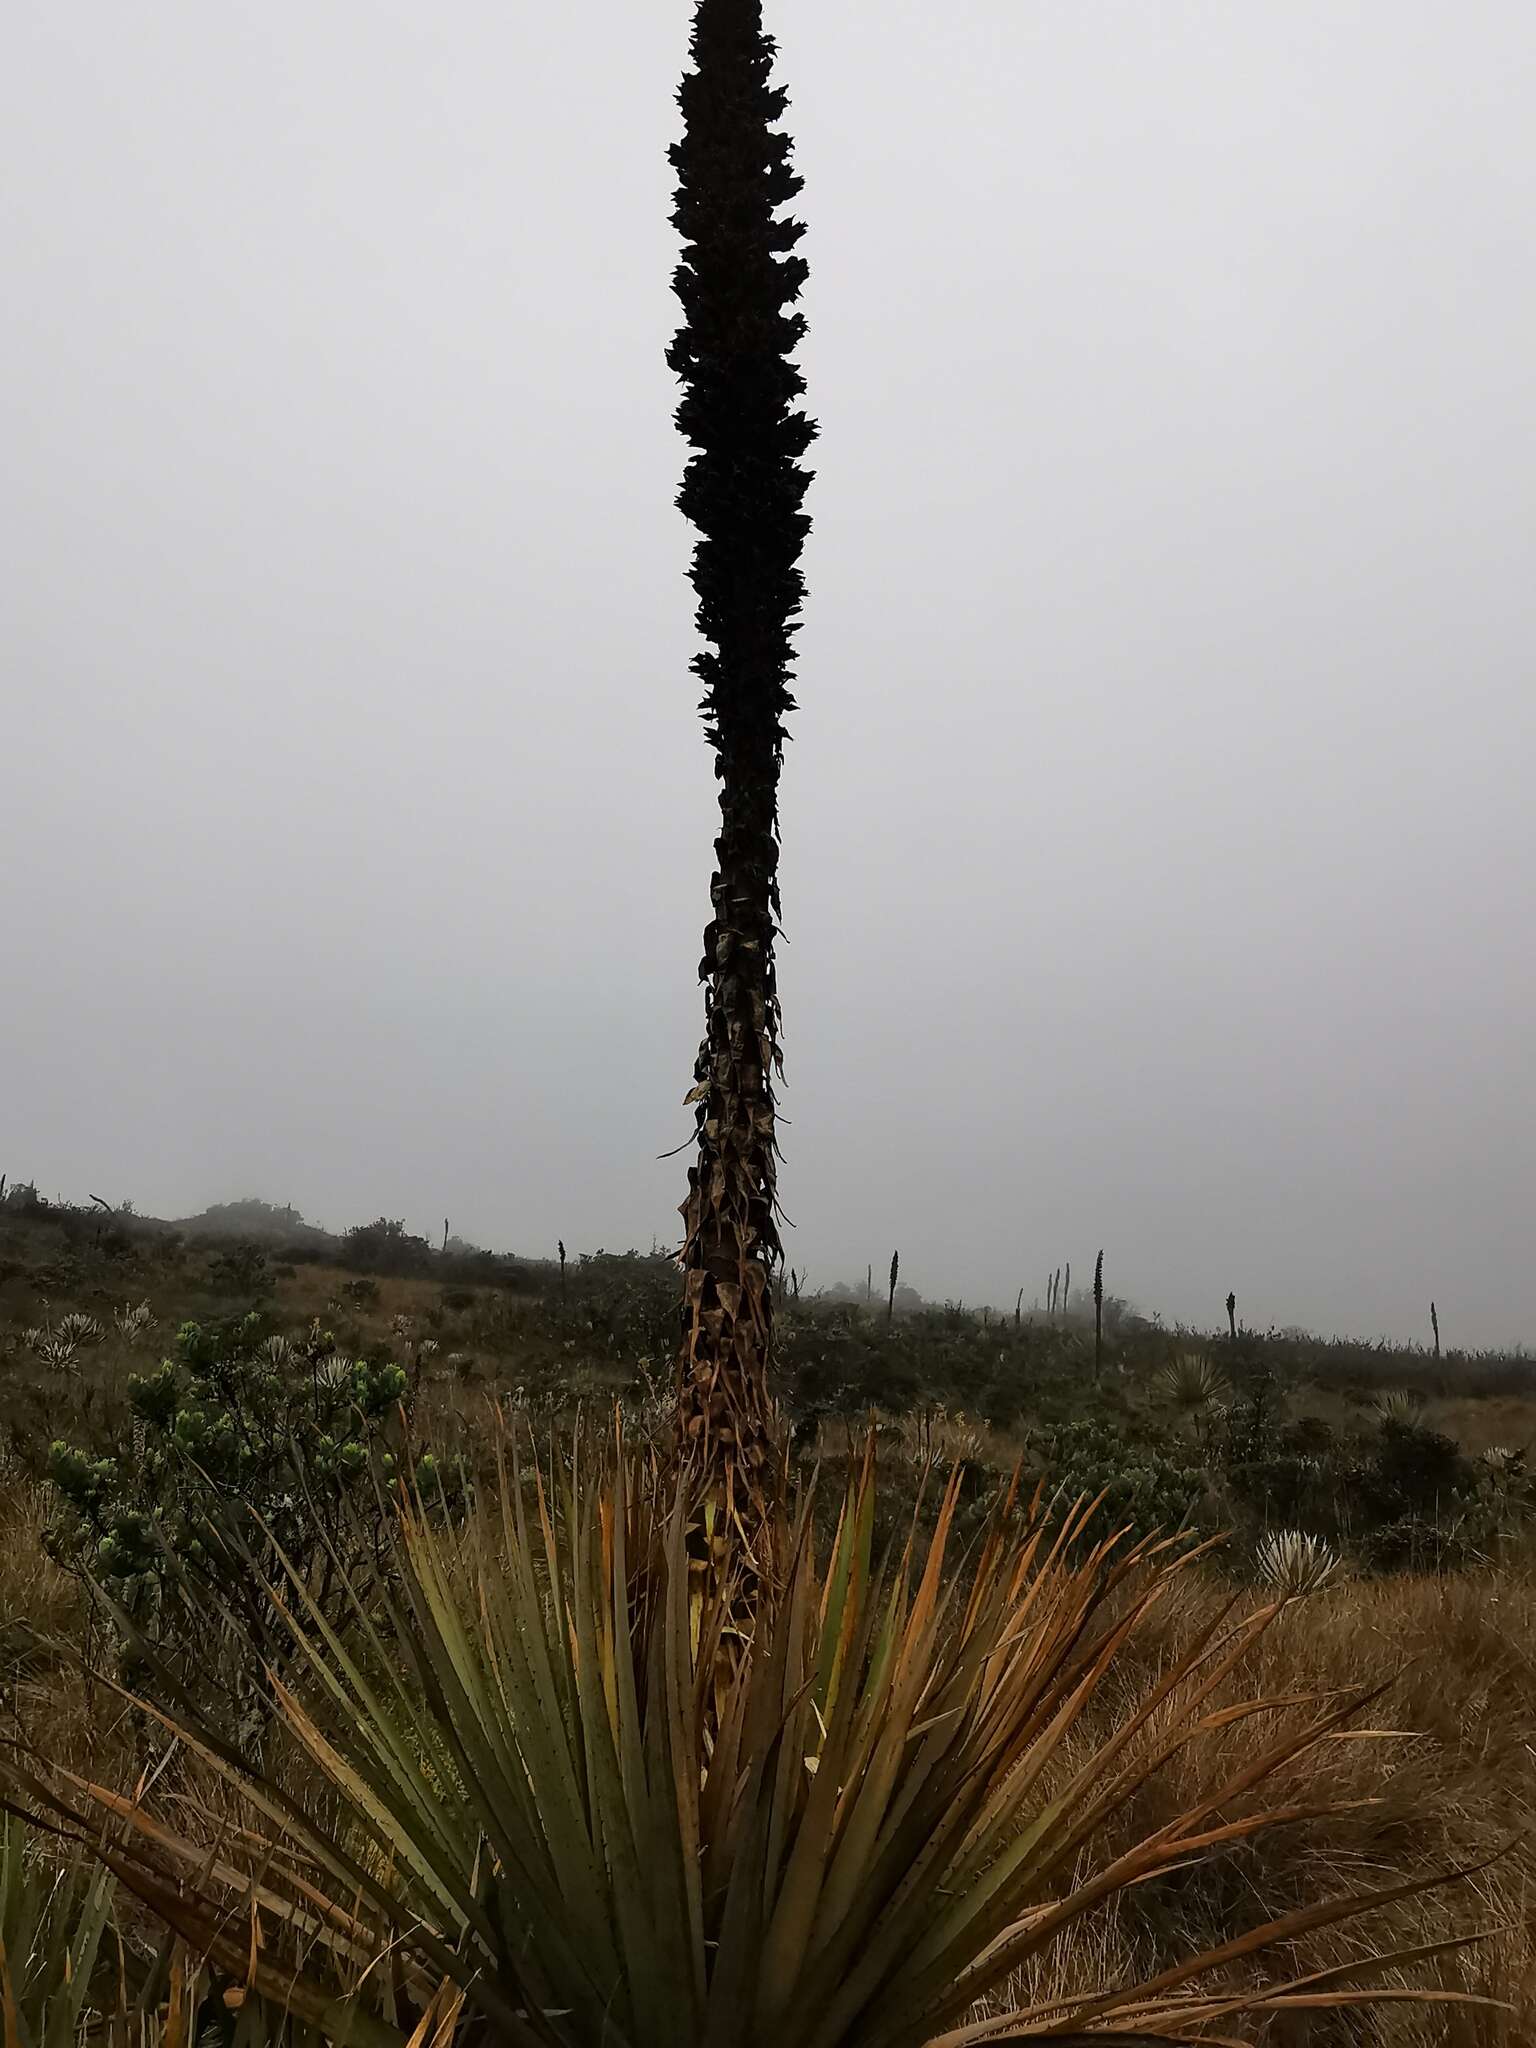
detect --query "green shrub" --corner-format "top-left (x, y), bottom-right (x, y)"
top-left (45, 1312), bottom-right (447, 1741)
top-left (339, 1217), bottom-right (434, 1277)
top-left (1033, 1415), bottom-right (1210, 1542)
top-left (206, 1240), bottom-right (275, 1300)
top-left (1358, 1515), bottom-right (1478, 1575)
top-left (1352, 1416), bottom-right (1474, 1526)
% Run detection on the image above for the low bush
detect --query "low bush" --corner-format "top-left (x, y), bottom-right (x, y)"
top-left (44, 1312), bottom-right (450, 1742)
top-left (339, 1216), bottom-right (436, 1277)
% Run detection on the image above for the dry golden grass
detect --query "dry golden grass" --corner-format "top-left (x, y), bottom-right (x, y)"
top-left (0, 1453), bottom-right (141, 1777)
top-left (0, 1456), bottom-right (79, 1641)
top-left (1283, 1384), bottom-right (1536, 1459)
top-left (985, 1566), bottom-right (1536, 2044)
top-left (1422, 1395), bottom-right (1536, 1458)
top-left (273, 1264), bottom-right (452, 1329)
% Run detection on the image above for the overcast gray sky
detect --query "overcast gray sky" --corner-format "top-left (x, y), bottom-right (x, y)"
top-left (4, 2), bottom-right (1533, 1348)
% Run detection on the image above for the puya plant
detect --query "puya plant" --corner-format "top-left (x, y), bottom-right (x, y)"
top-left (44, 1311), bottom-right (450, 1741)
top-left (0, 1810), bottom-right (349, 2048)
top-left (9, 1427), bottom-right (1495, 2048)
top-left (668, 0), bottom-right (817, 1555)
top-left (0, 1813), bottom-right (116, 2048)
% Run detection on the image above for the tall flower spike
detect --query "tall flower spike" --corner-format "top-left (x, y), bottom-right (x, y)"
top-left (668, 0), bottom-right (817, 1560)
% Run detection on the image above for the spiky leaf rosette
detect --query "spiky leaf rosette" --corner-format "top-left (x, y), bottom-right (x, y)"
top-left (667, 0), bottom-right (817, 1543)
top-left (5, 1432), bottom-right (1498, 2048)
top-left (0, 1814), bottom-right (116, 2048)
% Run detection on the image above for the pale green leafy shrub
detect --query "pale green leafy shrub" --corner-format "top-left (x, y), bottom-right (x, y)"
top-left (45, 1312), bottom-right (449, 1741)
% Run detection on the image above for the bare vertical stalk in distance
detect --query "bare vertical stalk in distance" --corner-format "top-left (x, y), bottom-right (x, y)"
top-left (1227, 1289), bottom-right (1238, 1342)
top-left (1431, 1299), bottom-right (1441, 1359)
top-left (1093, 1247), bottom-right (1104, 1379)
top-left (887, 1249), bottom-right (899, 1325)
top-left (668, 0), bottom-right (817, 1541)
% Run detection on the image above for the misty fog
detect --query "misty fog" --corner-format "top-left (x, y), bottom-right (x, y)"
top-left (3, 2), bottom-right (1533, 1347)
